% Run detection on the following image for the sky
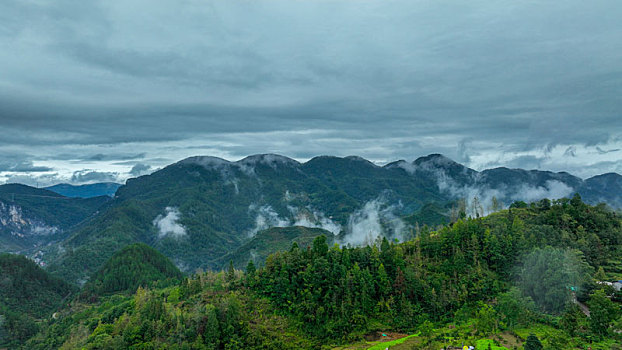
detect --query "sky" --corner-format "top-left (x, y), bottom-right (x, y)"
top-left (0, 0), bottom-right (621, 186)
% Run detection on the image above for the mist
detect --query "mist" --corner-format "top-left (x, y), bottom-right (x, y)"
top-left (341, 197), bottom-right (408, 246)
top-left (153, 207), bottom-right (187, 239)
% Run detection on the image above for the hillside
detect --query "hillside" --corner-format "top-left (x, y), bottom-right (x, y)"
top-left (0, 254), bottom-right (75, 347)
top-left (23, 197), bottom-right (622, 349)
top-left (43, 154), bottom-right (622, 284)
top-left (83, 243), bottom-right (183, 296)
top-left (247, 195), bottom-right (622, 339)
top-left (0, 184), bottom-right (110, 255)
top-left (219, 226), bottom-right (335, 269)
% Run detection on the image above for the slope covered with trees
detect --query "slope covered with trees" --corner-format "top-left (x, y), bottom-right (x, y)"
top-left (82, 243), bottom-right (183, 297)
top-left (249, 195), bottom-right (621, 341)
top-left (0, 254), bottom-right (75, 347)
top-left (217, 226), bottom-right (335, 269)
top-left (20, 196), bottom-right (622, 349)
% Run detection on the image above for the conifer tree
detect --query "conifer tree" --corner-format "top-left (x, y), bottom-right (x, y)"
top-left (226, 260), bottom-right (235, 283)
top-left (524, 334), bottom-right (542, 350)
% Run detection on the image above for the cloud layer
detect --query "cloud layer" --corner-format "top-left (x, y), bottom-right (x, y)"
top-left (0, 0), bottom-right (620, 183)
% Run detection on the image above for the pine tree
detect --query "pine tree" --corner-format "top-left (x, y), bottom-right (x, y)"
top-left (246, 260), bottom-right (256, 276)
top-left (523, 334), bottom-right (542, 350)
top-left (226, 260), bottom-right (235, 283)
top-left (594, 266), bottom-right (607, 281)
top-left (204, 304), bottom-right (220, 349)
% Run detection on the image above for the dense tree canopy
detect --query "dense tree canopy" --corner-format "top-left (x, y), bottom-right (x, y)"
top-left (12, 197), bottom-right (622, 348)
top-left (0, 254), bottom-right (75, 347)
top-left (82, 243), bottom-right (183, 297)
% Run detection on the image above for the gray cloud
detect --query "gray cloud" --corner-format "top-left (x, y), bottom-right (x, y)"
top-left (503, 156), bottom-right (546, 170)
top-left (70, 170), bottom-right (119, 184)
top-left (0, 160), bottom-right (52, 172)
top-left (129, 163), bottom-right (152, 176)
top-left (0, 0), bottom-right (620, 181)
top-left (85, 153), bottom-right (146, 162)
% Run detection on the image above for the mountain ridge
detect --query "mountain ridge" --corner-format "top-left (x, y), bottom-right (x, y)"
top-left (31, 153), bottom-right (622, 284)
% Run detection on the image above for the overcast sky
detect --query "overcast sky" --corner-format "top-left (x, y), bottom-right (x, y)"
top-left (1, 0), bottom-right (621, 186)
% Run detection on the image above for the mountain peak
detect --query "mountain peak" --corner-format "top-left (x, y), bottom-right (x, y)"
top-left (344, 155), bottom-right (379, 167)
top-left (237, 154), bottom-right (300, 167)
top-left (178, 156), bottom-right (232, 168)
top-left (383, 159), bottom-right (408, 168)
top-left (413, 153), bottom-right (457, 166)
top-left (303, 155), bottom-right (382, 172)
top-left (588, 172), bottom-right (622, 181)
top-left (383, 160), bottom-right (417, 174)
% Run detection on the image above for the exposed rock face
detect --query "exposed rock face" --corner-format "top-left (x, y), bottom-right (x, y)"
top-left (0, 202), bottom-right (59, 239)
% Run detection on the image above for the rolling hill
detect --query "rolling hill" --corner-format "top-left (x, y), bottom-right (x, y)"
top-left (83, 243), bottom-right (183, 296)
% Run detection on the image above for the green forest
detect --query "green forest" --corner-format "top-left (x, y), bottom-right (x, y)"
top-left (2, 195), bottom-right (622, 349)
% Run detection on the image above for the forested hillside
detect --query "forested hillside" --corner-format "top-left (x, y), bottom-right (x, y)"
top-left (21, 196), bottom-right (622, 349)
top-left (0, 254), bottom-right (75, 347)
top-left (81, 243), bottom-right (183, 297)
top-left (249, 195), bottom-right (621, 340)
top-left (218, 226), bottom-right (335, 269)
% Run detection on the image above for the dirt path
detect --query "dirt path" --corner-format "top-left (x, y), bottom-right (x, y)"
top-left (576, 300), bottom-right (590, 317)
top-left (364, 331), bottom-right (409, 342)
top-left (571, 292), bottom-right (590, 316)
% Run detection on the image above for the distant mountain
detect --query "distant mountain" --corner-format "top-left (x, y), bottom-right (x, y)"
top-left (578, 173), bottom-right (622, 210)
top-left (386, 154), bottom-right (588, 216)
top-left (42, 154), bottom-right (622, 283)
top-left (45, 182), bottom-right (121, 198)
top-left (0, 184), bottom-right (110, 255)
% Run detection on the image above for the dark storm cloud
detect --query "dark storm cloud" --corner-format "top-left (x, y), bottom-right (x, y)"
top-left (84, 153), bottom-right (146, 162)
top-left (0, 0), bottom-right (621, 181)
top-left (0, 160), bottom-right (52, 173)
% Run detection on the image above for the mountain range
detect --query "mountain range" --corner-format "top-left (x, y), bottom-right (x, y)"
top-left (0, 153), bottom-right (620, 284)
